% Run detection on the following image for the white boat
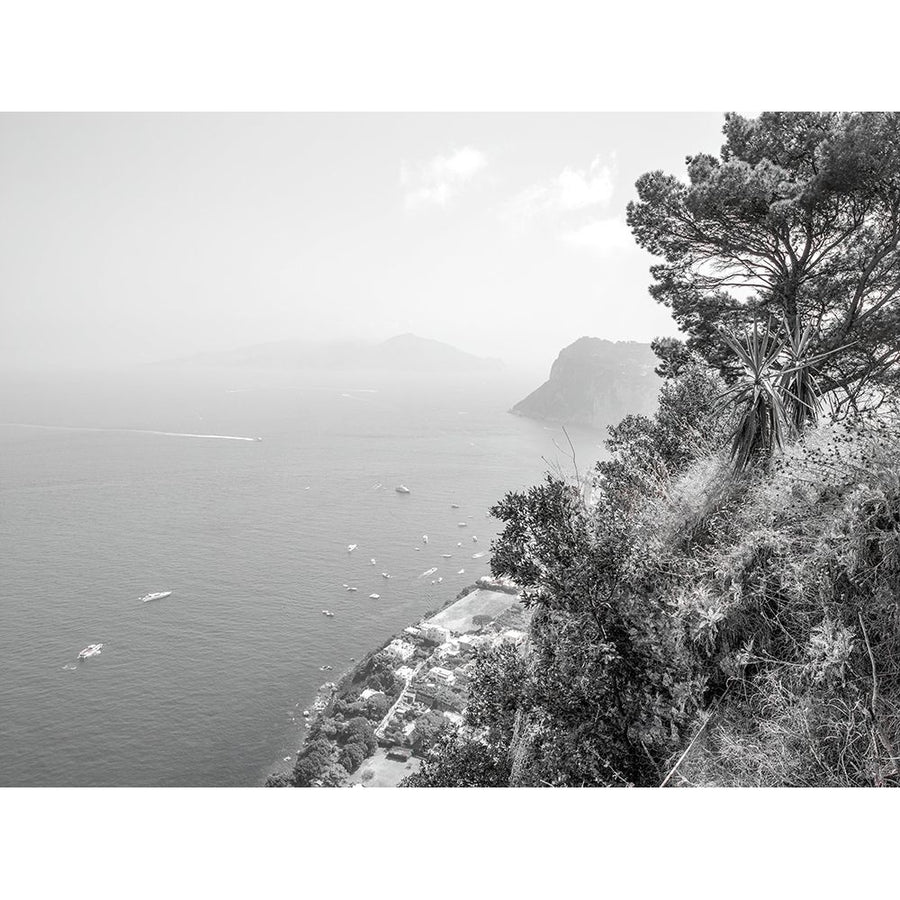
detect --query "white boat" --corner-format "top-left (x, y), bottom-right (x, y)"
top-left (442, 553), bottom-right (452, 558)
top-left (457, 569), bottom-right (465, 574)
top-left (78, 643), bottom-right (103, 660)
top-left (451, 504), bottom-right (460, 509)
top-left (473, 551), bottom-right (486, 559)
top-left (395, 485), bottom-right (411, 494)
top-left (369, 593), bottom-right (380, 599)
top-left (322, 609), bottom-right (334, 617)
top-left (370, 558), bottom-right (377, 565)
top-left (457, 522), bottom-right (467, 527)
top-left (381, 572), bottom-right (391, 578)
top-left (422, 535), bottom-right (429, 544)
top-left (140, 590), bottom-right (172, 603)
top-left (419, 567), bottom-right (438, 578)
top-left (472, 536), bottom-right (478, 542)
top-left (347, 543), bottom-right (357, 552)
top-left (437, 577), bottom-right (443, 583)
top-left (347, 586), bottom-right (358, 592)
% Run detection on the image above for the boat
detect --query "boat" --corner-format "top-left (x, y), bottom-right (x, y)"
top-left (381, 572), bottom-right (391, 578)
top-left (422, 535), bottom-right (429, 544)
top-left (78, 643), bottom-right (103, 660)
top-left (472, 536), bottom-right (478, 542)
top-left (347, 586), bottom-right (358, 592)
top-left (347, 544), bottom-right (357, 552)
top-left (451, 504), bottom-right (460, 509)
top-left (140, 590), bottom-right (172, 603)
top-left (442, 553), bottom-right (452, 558)
top-left (395, 485), bottom-right (411, 494)
top-left (419, 567), bottom-right (438, 578)
top-left (473, 551), bottom-right (486, 558)
top-left (370, 558), bottom-right (376, 565)
top-left (457, 522), bottom-right (467, 527)
top-left (322, 609), bottom-right (335, 617)
top-left (457, 569), bottom-right (465, 575)
top-left (369, 593), bottom-right (380, 599)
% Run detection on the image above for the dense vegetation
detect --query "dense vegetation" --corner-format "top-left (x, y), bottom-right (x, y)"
top-left (408, 112), bottom-right (900, 788)
top-left (266, 649), bottom-right (398, 787)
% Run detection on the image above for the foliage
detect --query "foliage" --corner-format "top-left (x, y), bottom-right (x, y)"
top-left (671, 415), bottom-right (900, 786)
top-left (401, 644), bottom-right (529, 786)
top-left (366, 651), bottom-right (399, 695)
top-left (419, 345), bottom-right (900, 787)
top-left (628, 112), bottom-right (900, 410)
top-left (717, 321), bottom-right (790, 471)
top-left (401, 730), bottom-right (511, 787)
top-left (462, 365), bottom-right (726, 786)
top-left (282, 712), bottom-right (378, 786)
top-left (410, 711), bottom-right (449, 751)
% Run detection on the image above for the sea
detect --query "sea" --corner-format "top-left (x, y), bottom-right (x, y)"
top-left (0, 365), bottom-right (607, 786)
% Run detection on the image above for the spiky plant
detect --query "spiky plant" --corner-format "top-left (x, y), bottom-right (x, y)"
top-left (777, 319), bottom-right (852, 435)
top-left (717, 321), bottom-right (789, 473)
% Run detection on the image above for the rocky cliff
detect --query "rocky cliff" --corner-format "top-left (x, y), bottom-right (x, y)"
top-left (511, 337), bottom-right (660, 430)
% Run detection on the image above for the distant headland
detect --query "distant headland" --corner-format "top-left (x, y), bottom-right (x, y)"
top-left (160, 333), bottom-right (505, 373)
top-left (510, 336), bottom-right (660, 430)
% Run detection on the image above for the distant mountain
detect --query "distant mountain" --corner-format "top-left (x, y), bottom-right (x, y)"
top-left (511, 337), bottom-right (660, 430)
top-left (165, 333), bottom-right (504, 372)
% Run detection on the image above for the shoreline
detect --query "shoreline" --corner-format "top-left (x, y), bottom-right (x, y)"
top-left (268, 574), bottom-right (523, 787)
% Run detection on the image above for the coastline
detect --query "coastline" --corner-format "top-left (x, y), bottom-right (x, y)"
top-left (268, 574), bottom-right (523, 787)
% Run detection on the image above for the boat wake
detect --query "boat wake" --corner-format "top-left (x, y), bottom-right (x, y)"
top-left (1, 423), bottom-right (261, 442)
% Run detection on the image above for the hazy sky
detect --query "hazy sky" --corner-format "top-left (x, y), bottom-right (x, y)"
top-left (0, 113), bottom-right (727, 371)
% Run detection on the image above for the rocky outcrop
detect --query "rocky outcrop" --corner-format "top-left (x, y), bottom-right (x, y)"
top-left (511, 337), bottom-right (660, 430)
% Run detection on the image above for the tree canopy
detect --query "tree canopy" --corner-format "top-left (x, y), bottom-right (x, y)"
top-left (628, 112), bottom-right (900, 410)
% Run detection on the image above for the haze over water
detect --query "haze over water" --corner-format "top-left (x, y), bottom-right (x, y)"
top-left (0, 365), bottom-right (604, 785)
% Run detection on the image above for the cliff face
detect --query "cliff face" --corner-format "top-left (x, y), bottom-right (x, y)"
top-left (511, 337), bottom-right (660, 430)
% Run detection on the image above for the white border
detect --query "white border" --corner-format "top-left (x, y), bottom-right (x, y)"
top-left (0, 1), bottom-right (897, 111)
top-left (3, 1), bottom-right (897, 891)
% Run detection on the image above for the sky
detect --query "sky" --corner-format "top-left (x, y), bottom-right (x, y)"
top-left (0, 113), bottom-right (728, 372)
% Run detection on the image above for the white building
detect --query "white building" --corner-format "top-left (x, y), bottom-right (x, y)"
top-left (421, 624), bottom-right (450, 644)
top-left (385, 638), bottom-right (417, 662)
top-left (458, 634), bottom-right (490, 653)
top-left (429, 666), bottom-right (455, 686)
top-left (436, 639), bottom-right (461, 660)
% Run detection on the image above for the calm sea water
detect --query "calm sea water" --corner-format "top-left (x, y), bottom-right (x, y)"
top-left (0, 366), bottom-right (605, 786)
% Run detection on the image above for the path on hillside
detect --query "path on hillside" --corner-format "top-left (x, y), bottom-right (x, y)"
top-left (375, 661), bottom-right (425, 739)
